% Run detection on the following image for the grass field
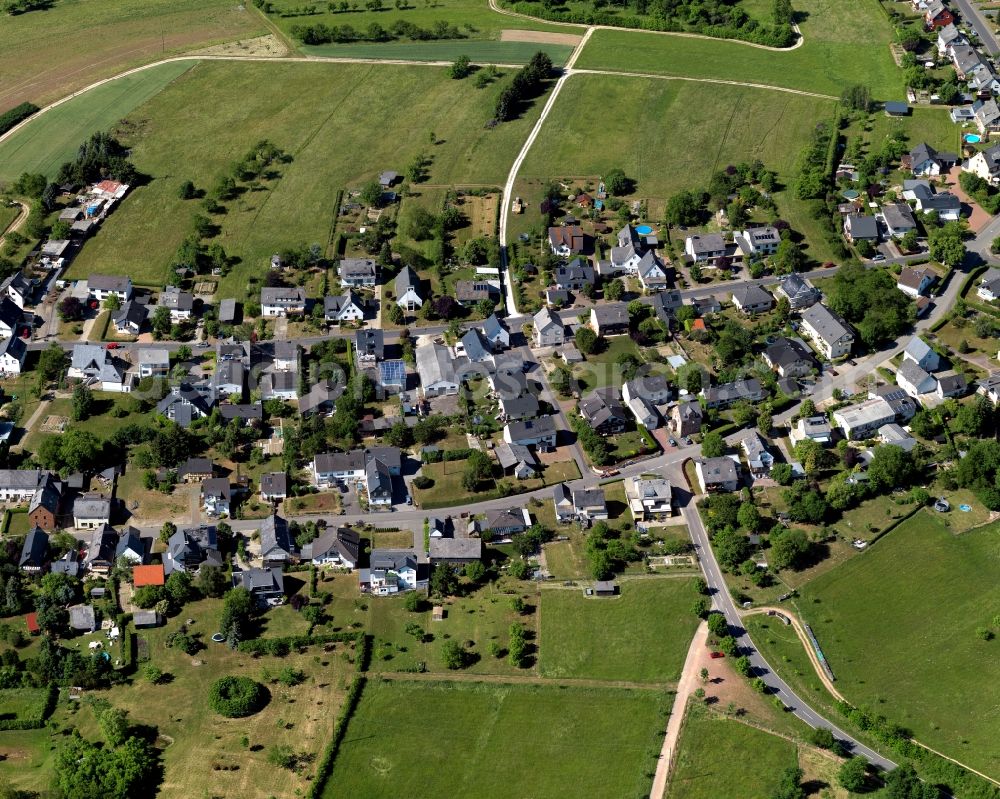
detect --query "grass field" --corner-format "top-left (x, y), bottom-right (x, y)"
top-left (326, 679), bottom-right (669, 798)
top-left (846, 107), bottom-right (961, 159)
top-left (303, 39), bottom-right (574, 64)
top-left (0, 687), bottom-right (49, 723)
top-left (0, 61), bottom-right (197, 184)
top-left (61, 60), bottom-right (548, 296)
top-left (575, 0), bottom-right (902, 98)
top-left (539, 578), bottom-right (700, 682)
top-left (797, 512), bottom-right (1000, 778)
top-left (668, 705), bottom-right (800, 799)
top-left (0, 0), bottom-right (264, 110)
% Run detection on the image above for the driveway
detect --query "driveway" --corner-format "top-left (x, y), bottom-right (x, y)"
top-left (945, 166), bottom-right (991, 233)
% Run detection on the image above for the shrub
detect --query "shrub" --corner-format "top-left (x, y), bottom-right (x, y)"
top-left (208, 676), bottom-right (267, 718)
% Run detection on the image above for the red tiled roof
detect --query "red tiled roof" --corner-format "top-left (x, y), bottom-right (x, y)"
top-left (133, 564), bottom-right (165, 587)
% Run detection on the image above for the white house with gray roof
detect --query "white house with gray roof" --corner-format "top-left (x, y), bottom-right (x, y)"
top-left (799, 303), bottom-right (854, 360)
top-left (68, 344), bottom-right (133, 392)
top-left (338, 258), bottom-right (378, 287)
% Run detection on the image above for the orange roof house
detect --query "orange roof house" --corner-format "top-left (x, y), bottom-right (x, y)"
top-left (132, 564), bottom-right (165, 587)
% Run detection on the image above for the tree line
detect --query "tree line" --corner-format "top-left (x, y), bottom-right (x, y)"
top-left (291, 17), bottom-right (465, 43)
top-left (494, 51), bottom-right (552, 122)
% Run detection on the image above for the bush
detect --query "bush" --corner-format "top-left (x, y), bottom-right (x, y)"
top-left (208, 676), bottom-right (268, 718)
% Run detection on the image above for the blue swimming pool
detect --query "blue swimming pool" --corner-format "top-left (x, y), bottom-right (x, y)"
top-left (965, 134), bottom-right (982, 144)
top-left (636, 224), bottom-right (653, 235)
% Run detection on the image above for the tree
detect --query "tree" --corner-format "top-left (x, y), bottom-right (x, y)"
top-left (809, 727), bottom-right (834, 749)
top-left (465, 560), bottom-right (486, 582)
top-left (37, 342), bottom-right (67, 384)
top-left (159, 521), bottom-right (176, 545)
top-left (430, 562), bottom-right (458, 598)
top-left (773, 0), bottom-right (793, 25)
top-left (441, 640), bottom-right (468, 669)
top-left (98, 706), bottom-right (130, 748)
top-left (884, 763), bottom-right (939, 799)
top-left (737, 502), bottom-right (763, 533)
top-left (37, 428), bottom-right (100, 475)
top-left (53, 732), bottom-right (155, 799)
top-left (840, 84), bottom-right (873, 112)
top-left (952, 394), bottom-right (994, 437)
top-left (461, 450), bottom-right (493, 492)
top-left (900, 228), bottom-right (919, 253)
top-left (928, 222), bottom-right (966, 268)
top-left (701, 431), bottom-right (725, 458)
top-left (178, 180), bottom-right (197, 199)
top-left (868, 444), bottom-right (917, 491)
top-left (359, 181), bottom-right (382, 207)
top-left (71, 384), bottom-right (94, 421)
top-left (772, 238), bottom-right (806, 274)
top-left (604, 168), bottom-right (632, 196)
top-left (151, 306), bottom-right (171, 340)
top-left (665, 189), bottom-right (703, 227)
top-left (707, 612), bottom-right (728, 637)
top-left (838, 756), bottom-right (868, 792)
top-left (771, 766), bottom-right (806, 799)
top-left (58, 296), bottom-right (85, 322)
top-left (448, 54), bottom-right (471, 79)
top-left (604, 278), bottom-right (624, 301)
top-left (575, 326), bottom-right (598, 354)
top-left (165, 570), bottom-right (193, 608)
top-left (196, 565), bottom-right (228, 598)
top-left (385, 301), bottom-right (404, 325)
top-left (769, 527), bottom-right (813, 571)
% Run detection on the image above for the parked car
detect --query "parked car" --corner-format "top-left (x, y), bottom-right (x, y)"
top-left (709, 651), bottom-right (724, 659)
top-left (105, 342), bottom-right (119, 349)
top-left (872, 254), bottom-right (886, 263)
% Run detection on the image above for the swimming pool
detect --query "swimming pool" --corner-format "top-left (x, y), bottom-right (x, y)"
top-left (636, 224), bottom-right (653, 235)
top-left (965, 134), bottom-right (982, 144)
top-left (842, 189), bottom-right (860, 200)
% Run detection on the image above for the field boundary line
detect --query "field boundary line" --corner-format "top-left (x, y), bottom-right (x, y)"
top-left (571, 68), bottom-right (837, 100)
top-left (378, 670), bottom-right (674, 691)
top-left (0, 201), bottom-right (29, 250)
top-left (486, 0), bottom-right (804, 51)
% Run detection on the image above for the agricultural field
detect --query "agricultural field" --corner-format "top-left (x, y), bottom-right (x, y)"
top-left (325, 678), bottom-right (670, 798)
top-left (667, 705), bottom-right (810, 799)
top-left (0, 61), bottom-right (197, 185)
top-left (0, 0), bottom-right (265, 111)
top-left (797, 513), bottom-right (1000, 778)
top-left (59, 60), bottom-right (548, 297)
top-left (539, 578), bottom-right (700, 682)
top-left (574, 0), bottom-right (903, 98)
top-left (303, 39), bottom-right (575, 65)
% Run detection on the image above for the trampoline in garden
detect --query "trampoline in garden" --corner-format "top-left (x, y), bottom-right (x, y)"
top-left (636, 224), bottom-right (654, 235)
top-left (211, 633), bottom-right (225, 643)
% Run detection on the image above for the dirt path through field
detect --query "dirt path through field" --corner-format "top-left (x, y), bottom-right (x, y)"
top-left (501, 29), bottom-right (583, 45)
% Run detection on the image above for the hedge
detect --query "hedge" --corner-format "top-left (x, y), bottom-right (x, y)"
top-left (0, 684), bottom-right (58, 730)
top-left (306, 675), bottom-right (367, 799)
top-left (0, 102), bottom-right (39, 136)
top-left (421, 447), bottom-right (474, 464)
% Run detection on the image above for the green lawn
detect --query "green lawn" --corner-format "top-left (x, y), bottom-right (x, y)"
top-left (62, 60), bottom-right (548, 297)
top-left (325, 679), bottom-right (670, 798)
top-left (303, 40), bottom-right (575, 65)
top-left (0, 0), bottom-right (263, 110)
top-left (797, 512), bottom-right (1000, 778)
top-left (669, 705), bottom-right (799, 799)
top-left (540, 578), bottom-right (699, 682)
top-left (575, 0), bottom-right (903, 98)
top-left (0, 60), bottom-right (197, 184)
top-left (0, 206), bottom-right (18, 235)
top-left (846, 107), bottom-right (961, 159)
top-left (0, 687), bottom-right (49, 723)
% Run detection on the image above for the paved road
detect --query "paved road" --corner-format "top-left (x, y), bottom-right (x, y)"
top-left (673, 473), bottom-right (898, 771)
top-left (953, 0), bottom-right (1000, 55)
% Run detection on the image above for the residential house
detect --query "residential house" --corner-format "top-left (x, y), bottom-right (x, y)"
top-left (455, 280), bottom-right (499, 306)
top-left (27, 473), bottom-right (62, 531)
top-left (736, 225), bottom-right (781, 257)
top-left (73, 493), bottom-right (111, 530)
top-left (459, 328), bottom-right (492, 364)
top-left (160, 286), bottom-right (194, 321)
top-left (68, 344), bottom-right (132, 392)
top-left (589, 303), bottom-right (629, 336)
top-left (176, 457), bottom-right (214, 483)
top-left (132, 564), bottom-right (164, 588)
top-left (0, 272), bottom-right (32, 308)
top-left (415, 340), bottom-right (460, 396)
top-left (429, 537), bottom-right (483, 565)
top-left (365, 458), bottom-right (394, 507)
top-left (68, 604), bottom-right (97, 634)
top-left (378, 359), bottom-right (407, 394)
top-left (695, 456), bottom-right (741, 493)
top-left (897, 360), bottom-right (937, 398)
top-left (323, 292), bottom-right (365, 323)
top-left (548, 225), bottom-right (586, 256)
top-left (573, 488), bottom-right (608, 521)
top-left (881, 202), bottom-right (917, 239)
top-left (625, 476), bottom-right (673, 521)
top-left (116, 529), bottom-right (146, 564)
top-left (741, 431), bottom-right (774, 478)
top-left (495, 442), bottom-right (540, 479)
top-left (19, 528), bottom-right (48, 573)
top-left (201, 478), bottom-right (231, 516)
top-left (965, 143), bottom-right (1000, 186)
top-left (481, 314), bottom-right (510, 351)
top-left (924, 1), bottom-right (953, 30)
top-left (671, 400), bottom-right (703, 437)
top-left (936, 372), bottom-right (968, 399)
top-left (878, 423), bottom-right (918, 453)
top-left (50, 549), bottom-right (79, 577)
top-left (843, 214), bottom-right (879, 243)
top-left (301, 527), bottom-right (360, 569)
top-left (503, 416), bottom-right (557, 449)
top-left (299, 380), bottom-right (343, 416)
top-left (937, 23), bottom-right (966, 56)
top-left (908, 142), bottom-right (957, 177)
top-left (973, 98), bottom-right (1000, 136)
top-left (311, 447), bottom-right (401, 489)
top-left (776, 274), bottom-right (820, 310)
top-left (233, 567), bottom-right (285, 605)
top-left (261, 370), bottom-right (297, 401)
top-left (110, 300), bottom-right (145, 336)
top-left (163, 525), bottom-right (222, 575)
top-left (903, 336), bottom-right (941, 372)
top-left (685, 233), bottom-right (727, 264)
top-left (367, 549), bottom-right (423, 595)
top-left (0, 335), bottom-right (26, 376)
top-left (703, 378), bottom-right (765, 409)
top-left (650, 289), bottom-right (684, 322)
top-left (260, 472), bottom-right (288, 502)
top-left (763, 337), bottom-right (816, 378)
top-left (485, 508), bottom-right (530, 536)
top-left (790, 415), bottom-right (833, 445)
top-left (636, 252), bottom-right (670, 292)
top-left (554, 258), bottom-right (596, 292)
top-left (897, 266), bottom-right (937, 298)
top-left (800, 303), bottom-right (855, 360)
top-left (157, 383), bottom-right (214, 426)
top-left (0, 297), bottom-right (21, 339)
top-left (0, 469), bottom-right (46, 503)
top-left (533, 307), bottom-right (564, 347)
top-left (84, 525), bottom-right (118, 574)
top-left (88, 274), bottom-right (132, 303)
top-left (394, 266), bottom-right (423, 311)
top-left (579, 388), bottom-right (628, 435)
top-left (213, 359), bottom-right (245, 400)
top-left (833, 395), bottom-right (916, 440)
top-left (137, 348), bottom-right (169, 378)
top-left (977, 372), bottom-right (1000, 403)
top-left (356, 329), bottom-right (384, 363)
top-left (553, 483), bottom-right (576, 523)
top-left (976, 267), bottom-right (1000, 301)
top-left (731, 282), bottom-right (774, 315)
top-left (338, 258), bottom-right (378, 287)
top-left (623, 374), bottom-right (671, 407)
top-left (260, 286), bottom-right (306, 317)
top-left (259, 514), bottom-right (297, 567)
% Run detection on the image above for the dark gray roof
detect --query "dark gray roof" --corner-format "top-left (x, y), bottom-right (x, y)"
top-left (260, 514), bottom-right (296, 558)
top-left (19, 528), bottom-right (48, 568)
top-left (261, 472), bottom-right (287, 496)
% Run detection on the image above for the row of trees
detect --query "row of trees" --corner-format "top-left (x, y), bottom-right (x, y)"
top-left (494, 51), bottom-right (552, 122)
top-left (291, 17), bottom-right (465, 43)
